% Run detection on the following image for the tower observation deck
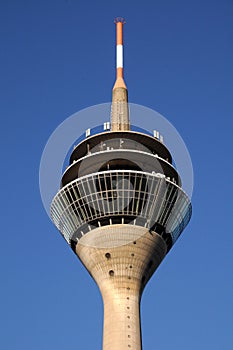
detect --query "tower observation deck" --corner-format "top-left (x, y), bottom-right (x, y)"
top-left (50, 18), bottom-right (192, 350)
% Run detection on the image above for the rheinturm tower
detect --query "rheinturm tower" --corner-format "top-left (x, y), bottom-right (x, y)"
top-left (50, 18), bottom-right (192, 350)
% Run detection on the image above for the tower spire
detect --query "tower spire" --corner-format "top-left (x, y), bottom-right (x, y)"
top-left (111, 17), bottom-right (130, 131)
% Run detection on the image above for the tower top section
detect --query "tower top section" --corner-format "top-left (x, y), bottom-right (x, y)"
top-left (111, 17), bottom-right (130, 131)
top-left (114, 17), bottom-right (126, 24)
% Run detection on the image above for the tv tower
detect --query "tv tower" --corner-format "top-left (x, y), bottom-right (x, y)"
top-left (50, 18), bottom-right (192, 350)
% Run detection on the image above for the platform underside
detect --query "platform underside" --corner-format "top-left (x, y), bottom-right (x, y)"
top-left (76, 225), bottom-right (167, 298)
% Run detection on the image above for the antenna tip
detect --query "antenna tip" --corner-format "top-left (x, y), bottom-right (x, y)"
top-left (114, 17), bottom-right (126, 24)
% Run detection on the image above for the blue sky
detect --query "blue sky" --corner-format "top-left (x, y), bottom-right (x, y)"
top-left (1, 1), bottom-right (232, 349)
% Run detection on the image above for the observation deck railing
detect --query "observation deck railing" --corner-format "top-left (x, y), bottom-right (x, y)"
top-left (51, 170), bottom-right (191, 246)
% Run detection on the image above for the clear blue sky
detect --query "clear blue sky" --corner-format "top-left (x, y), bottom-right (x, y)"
top-left (1, 1), bottom-right (232, 349)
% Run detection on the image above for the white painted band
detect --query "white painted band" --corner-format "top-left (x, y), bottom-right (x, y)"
top-left (116, 45), bottom-right (123, 68)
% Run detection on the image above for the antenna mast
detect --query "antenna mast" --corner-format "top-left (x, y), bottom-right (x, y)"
top-left (111, 17), bottom-right (130, 131)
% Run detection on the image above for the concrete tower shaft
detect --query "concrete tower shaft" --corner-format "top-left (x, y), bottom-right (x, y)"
top-left (76, 226), bottom-right (167, 350)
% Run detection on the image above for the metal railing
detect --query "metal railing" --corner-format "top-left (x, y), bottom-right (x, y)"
top-left (51, 170), bottom-right (191, 245)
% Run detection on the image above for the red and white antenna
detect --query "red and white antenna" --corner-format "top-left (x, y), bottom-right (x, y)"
top-left (114, 17), bottom-right (126, 89)
top-left (111, 17), bottom-right (129, 131)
